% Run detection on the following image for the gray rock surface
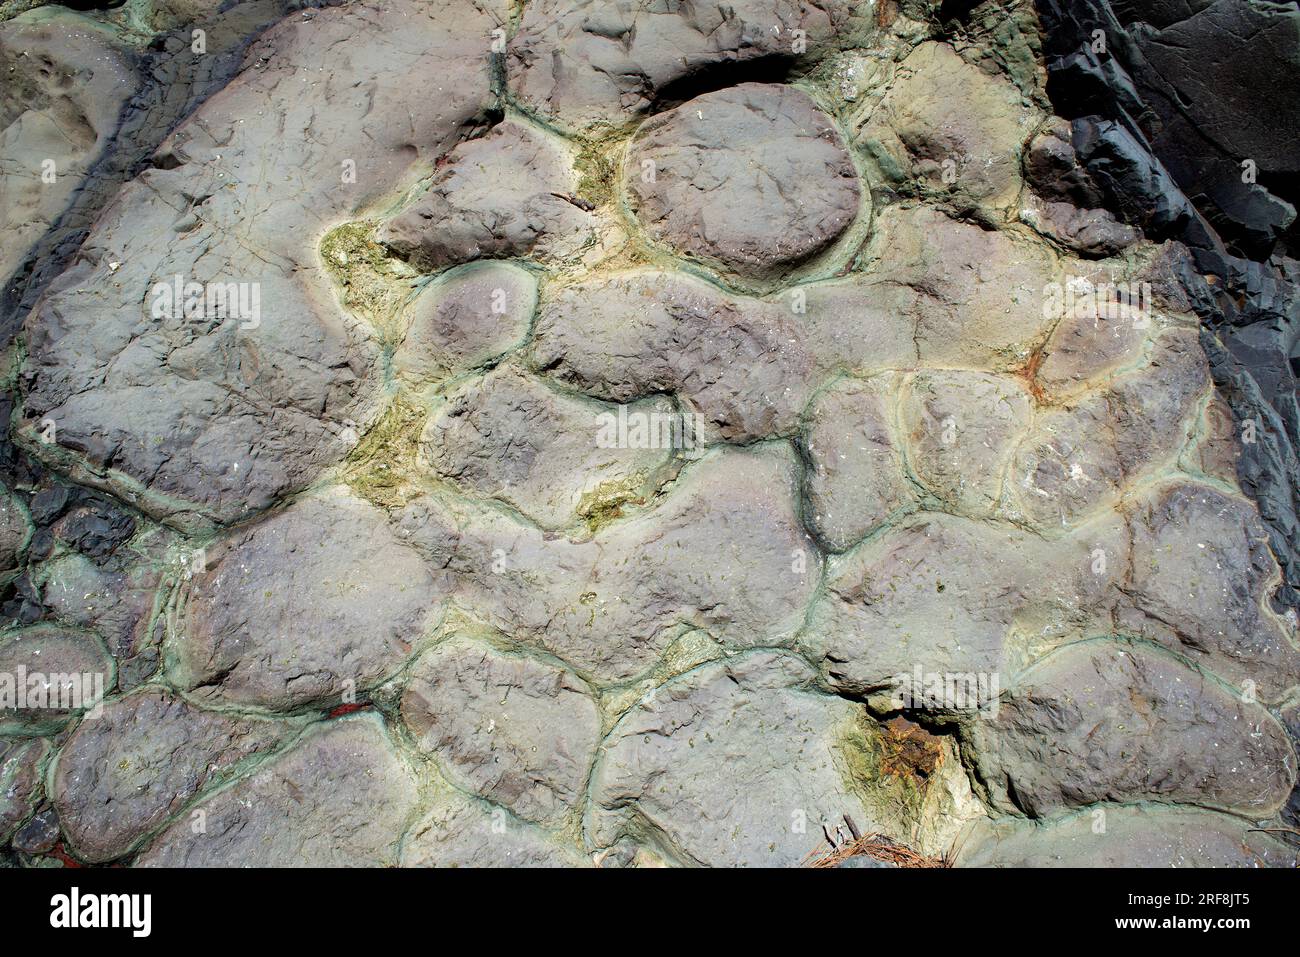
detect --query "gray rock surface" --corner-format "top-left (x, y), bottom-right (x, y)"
top-left (53, 688), bottom-right (290, 862)
top-left (397, 445), bottom-right (819, 683)
top-left (806, 477), bottom-right (1300, 709)
top-left (0, 625), bottom-right (113, 729)
top-left (172, 487), bottom-right (442, 710)
top-left (899, 370), bottom-right (1031, 517)
top-left (804, 512), bottom-right (1101, 702)
top-left (1013, 328), bottom-right (1211, 528)
top-left (626, 83), bottom-right (862, 277)
top-left (0, 485), bottom-right (30, 579)
top-left (380, 120), bottom-right (597, 271)
top-left (18, 0), bottom-right (500, 527)
top-left (401, 788), bottom-right (588, 867)
top-left (136, 714), bottom-right (419, 867)
top-left (853, 41), bottom-right (1037, 215)
top-left (809, 204), bottom-right (1062, 369)
top-left (1033, 294), bottom-right (1150, 403)
top-left (32, 540), bottom-right (167, 664)
top-left (3, 0), bottom-right (1298, 870)
top-left (11, 805), bottom-right (57, 854)
top-left (958, 806), bottom-right (1300, 868)
top-left (967, 641), bottom-right (1297, 817)
top-left (0, 736), bottom-right (46, 844)
top-left (801, 374), bottom-right (914, 551)
top-left (1117, 482), bottom-right (1300, 700)
top-left (587, 651), bottom-right (878, 867)
top-left (508, 0), bottom-right (864, 132)
top-left (531, 270), bottom-right (814, 442)
top-left (394, 263), bottom-right (536, 387)
top-left (401, 637), bottom-right (599, 827)
top-left (422, 363), bottom-right (674, 530)
top-left (0, 9), bottom-right (139, 285)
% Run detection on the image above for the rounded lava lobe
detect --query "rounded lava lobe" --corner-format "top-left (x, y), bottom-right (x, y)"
top-left (625, 83), bottom-right (862, 276)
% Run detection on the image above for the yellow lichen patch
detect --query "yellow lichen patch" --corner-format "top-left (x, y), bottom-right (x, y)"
top-left (575, 472), bottom-right (648, 534)
top-left (342, 396), bottom-right (427, 508)
top-left (574, 135), bottom-right (620, 211)
top-left (320, 221), bottom-right (416, 341)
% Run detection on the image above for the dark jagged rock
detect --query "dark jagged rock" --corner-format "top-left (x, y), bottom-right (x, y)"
top-left (1037, 0), bottom-right (1300, 609)
top-left (11, 805), bottom-right (58, 854)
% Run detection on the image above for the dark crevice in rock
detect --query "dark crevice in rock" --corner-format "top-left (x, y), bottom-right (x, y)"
top-left (646, 54), bottom-right (799, 115)
top-left (937, 0), bottom-right (984, 23)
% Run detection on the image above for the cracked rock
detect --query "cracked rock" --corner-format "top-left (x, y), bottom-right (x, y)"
top-left (394, 262), bottom-right (536, 387)
top-left (0, 485), bottom-right (31, 580)
top-left (172, 487), bottom-right (443, 710)
top-left (33, 531), bottom-right (171, 663)
top-left (401, 637), bottom-right (599, 827)
top-left (0, 625), bottom-right (114, 729)
top-left (531, 270), bottom-right (814, 442)
top-left (805, 511), bottom-right (1113, 703)
top-left (136, 714), bottom-right (418, 867)
top-left (508, 0), bottom-right (863, 132)
top-left (0, 736), bottom-right (47, 844)
top-left (421, 363), bottom-right (675, 530)
top-left (967, 640), bottom-right (1297, 817)
top-left (379, 120), bottom-right (598, 271)
top-left (3, 0), bottom-right (1299, 872)
top-left (587, 651), bottom-right (880, 867)
top-left (17, 0), bottom-right (499, 527)
top-left (401, 787), bottom-right (588, 868)
top-left (1013, 327), bottom-right (1211, 528)
top-left (397, 445), bottom-right (820, 682)
top-left (835, 205), bottom-right (1061, 368)
top-left (52, 688), bottom-right (291, 862)
top-left (1117, 482), bottom-right (1300, 701)
top-left (1032, 293), bottom-right (1151, 403)
top-left (0, 8), bottom-right (139, 285)
top-left (899, 369), bottom-right (1031, 517)
top-left (801, 374), bottom-right (915, 551)
top-left (854, 41), bottom-right (1038, 215)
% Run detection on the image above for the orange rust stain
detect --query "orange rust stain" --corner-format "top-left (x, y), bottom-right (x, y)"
top-left (1014, 346), bottom-right (1049, 404)
top-left (878, 715), bottom-right (945, 784)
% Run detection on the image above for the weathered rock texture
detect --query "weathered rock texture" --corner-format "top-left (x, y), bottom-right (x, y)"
top-left (0, 0), bottom-right (1297, 870)
top-left (53, 688), bottom-right (291, 862)
top-left (625, 83), bottom-right (863, 277)
top-left (137, 714), bottom-right (419, 867)
top-left (17, 0), bottom-right (500, 528)
top-left (401, 636), bottom-right (599, 827)
top-left (172, 487), bottom-right (442, 710)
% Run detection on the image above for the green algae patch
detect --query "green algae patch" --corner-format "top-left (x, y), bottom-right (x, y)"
top-left (574, 136), bottom-right (620, 211)
top-left (320, 221), bottom-right (415, 342)
top-left (343, 397), bottom-right (426, 509)
top-left (576, 472), bottom-right (649, 535)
